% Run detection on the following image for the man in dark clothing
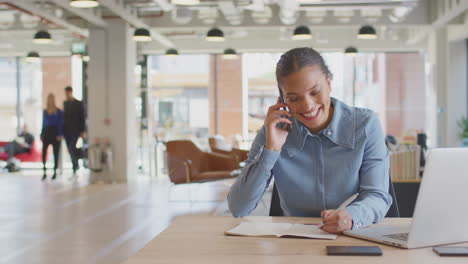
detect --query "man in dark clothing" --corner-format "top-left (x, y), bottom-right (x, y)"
top-left (2, 125), bottom-right (35, 171)
top-left (63, 86), bottom-right (86, 175)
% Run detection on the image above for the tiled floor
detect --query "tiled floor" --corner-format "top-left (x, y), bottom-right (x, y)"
top-left (0, 170), bottom-right (270, 264)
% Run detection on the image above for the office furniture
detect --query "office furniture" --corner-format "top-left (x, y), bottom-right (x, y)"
top-left (122, 215), bottom-right (468, 264)
top-left (0, 141), bottom-right (44, 162)
top-left (208, 135), bottom-right (249, 166)
top-left (393, 180), bottom-right (421, 217)
top-left (166, 140), bottom-right (238, 184)
top-left (269, 183), bottom-right (283, 216)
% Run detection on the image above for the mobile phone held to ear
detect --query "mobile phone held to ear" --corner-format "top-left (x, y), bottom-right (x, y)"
top-left (278, 86), bottom-right (289, 112)
top-left (277, 86), bottom-right (291, 130)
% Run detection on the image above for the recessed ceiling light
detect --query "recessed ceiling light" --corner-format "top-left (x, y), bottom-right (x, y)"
top-left (292, 25), bottom-right (312, 40)
top-left (69, 0), bottom-right (99, 8)
top-left (26, 51), bottom-right (41, 62)
top-left (165, 48), bottom-right (179, 56)
top-left (133, 28), bottom-right (152, 42)
top-left (172, 0), bottom-right (200, 5)
top-left (222, 48), bottom-right (238, 60)
top-left (344, 46), bottom-right (358, 56)
top-left (357, 25), bottom-right (378, 40)
top-left (33, 30), bottom-right (52, 44)
top-left (206, 28), bottom-right (225, 42)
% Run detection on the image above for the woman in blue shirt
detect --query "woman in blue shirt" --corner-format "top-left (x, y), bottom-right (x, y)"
top-left (228, 47), bottom-right (392, 234)
top-left (41, 93), bottom-right (63, 181)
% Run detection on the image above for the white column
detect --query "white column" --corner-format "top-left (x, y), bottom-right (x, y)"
top-left (428, 28), bottom-right (448, 147)
top-left (87, 19), bottom-right (137, 183)
top-left (446, 39), bottom-right (467, 147)
top-left (429, 27), bottom-right (468, 147)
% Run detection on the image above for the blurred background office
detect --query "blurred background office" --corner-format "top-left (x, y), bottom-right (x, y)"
top-left (0, 0), bottom-right (466, 263)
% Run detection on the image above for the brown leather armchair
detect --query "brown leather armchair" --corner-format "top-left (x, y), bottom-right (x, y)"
top-left (166, 140), bottom-right (238, 184)
top-left (208, 136), bottom-right (249, 166)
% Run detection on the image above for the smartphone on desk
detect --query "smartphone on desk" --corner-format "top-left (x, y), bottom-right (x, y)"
top-left (277, 86), bottom-right (291, 130)
top-left (433, 247), bottom-right (468, 256)
top-left (326, 246), bottom-right (383, 256)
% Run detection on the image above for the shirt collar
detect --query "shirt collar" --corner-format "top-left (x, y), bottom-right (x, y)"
top-left (284, 97), bottom-right (355, 157)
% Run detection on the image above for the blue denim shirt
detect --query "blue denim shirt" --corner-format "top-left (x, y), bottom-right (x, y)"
top-left (228, 97), bottom-right (392, 230)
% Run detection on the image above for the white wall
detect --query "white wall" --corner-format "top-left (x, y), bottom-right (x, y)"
top-left (447, 39), bottom-right (467, 146)
top-left (428, 28), bottom-right (448, 147)
top-left (428, 25), bottom-right (468, 147)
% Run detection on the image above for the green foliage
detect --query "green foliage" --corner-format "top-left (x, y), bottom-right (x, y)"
top-left (457, 116), bottom-right (468, 138)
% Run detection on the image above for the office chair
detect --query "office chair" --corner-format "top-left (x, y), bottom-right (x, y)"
top-left (269, 183), bottom-right (284, 217)
top-left (269, 176), bottom-right (400, 217)
top-left (166, 140), bottom-right (238, 184)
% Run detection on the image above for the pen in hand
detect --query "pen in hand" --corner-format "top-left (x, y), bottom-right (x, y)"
top-left (317, 193), bottom-right (359, 228)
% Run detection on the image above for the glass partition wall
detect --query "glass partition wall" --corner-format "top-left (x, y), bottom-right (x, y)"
top-left (148, 51), bottom-right (432, 170)
top-left (244, 52), bottom-right (431, 148)
top-left (0, 57), bottom-right (43, 141)
top-left (150, 54), bottom-right (211, 150)
top-left (0, 56), bottom-right (83, 170)
top-left (0, 52), bottom-right (431, 175)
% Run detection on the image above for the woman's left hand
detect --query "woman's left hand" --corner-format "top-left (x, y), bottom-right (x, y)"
top-left (320, 209), bottom-right (353, 234)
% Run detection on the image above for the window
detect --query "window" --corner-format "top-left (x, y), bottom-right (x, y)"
top-left (0, 57), bottom-right (43, 140)
top-left (150, 54), bottom-right (210, 148)
top-left (244, 52), bottom-right (431, 145)
top-left (0, 57), bottom-right (18, 140)
top-left (243, 53), bottom-right (281, 141)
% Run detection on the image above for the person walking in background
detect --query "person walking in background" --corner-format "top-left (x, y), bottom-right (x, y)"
top-left (63, 86), bottom-right (86, 176)
top-left (41, 94), bottom-right (63, 181)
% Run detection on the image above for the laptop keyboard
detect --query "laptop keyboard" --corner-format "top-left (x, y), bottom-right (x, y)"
top-left (383, 232), bottom-right (409, 241)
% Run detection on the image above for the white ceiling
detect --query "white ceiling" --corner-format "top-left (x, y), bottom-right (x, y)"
top-left (0, 0), bottom-right (466, 56)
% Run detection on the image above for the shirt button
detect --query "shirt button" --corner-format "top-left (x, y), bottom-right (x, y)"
top-left (327, 130), bottom-right (332, 136)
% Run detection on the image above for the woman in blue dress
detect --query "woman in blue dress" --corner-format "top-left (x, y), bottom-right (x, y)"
top-left (41, 93), bottom-right (63, 180)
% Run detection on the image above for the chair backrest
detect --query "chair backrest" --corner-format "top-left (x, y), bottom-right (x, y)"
top-left (269, 183), bottom-right (284, 217)
top-left (208, 135), bottom-right (232, 152)
top-left (269, 176), bottom-right (400, 218)
top-left (166, 140), bottom-right (203, 173)
top-left (386, 177), bottom-right (400, 217)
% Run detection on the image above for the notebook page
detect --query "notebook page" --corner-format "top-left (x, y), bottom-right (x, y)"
top-left (225, 222), bottom-right (291, 237)
top-left (285, 224), bottom-right (337, 240)
top-left (225, 222), bottom-right (337, 239)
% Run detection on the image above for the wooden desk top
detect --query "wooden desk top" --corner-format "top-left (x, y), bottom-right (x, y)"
top-left (123, 216), bottom-right (468, 264)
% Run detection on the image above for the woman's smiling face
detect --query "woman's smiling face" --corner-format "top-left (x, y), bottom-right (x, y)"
top-left (280, 65), bottom-right (332, 134)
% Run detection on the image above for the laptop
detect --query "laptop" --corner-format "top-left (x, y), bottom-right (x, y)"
top-left (344, 148), bottom-right (468, 249)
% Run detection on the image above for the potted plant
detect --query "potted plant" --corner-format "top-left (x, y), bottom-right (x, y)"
top-left (457, 116), bottom-right (468, 146)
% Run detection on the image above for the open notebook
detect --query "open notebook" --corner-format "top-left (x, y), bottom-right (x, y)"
top-left (225, 222), bottom-right (337, 240)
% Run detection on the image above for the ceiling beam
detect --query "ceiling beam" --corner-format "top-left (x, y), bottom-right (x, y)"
top-left (49, 0), bottom-right (108, 28)
top-left (153, 0), bottom-right (173, 12)
top-left (143, 4), bottom-right (429, 29)
top-left (447, 12), bottom-right (468, 42)
top-left (405, 27), bottom-right (430, 45)
top-left (98, 0), bottom-right (174, 47)
top-left (244, 0), bottom-right (266, 12)
top-left (5, 0), bottom-right (89, 37)
top-left (431, 0), bottom-right (468, 27)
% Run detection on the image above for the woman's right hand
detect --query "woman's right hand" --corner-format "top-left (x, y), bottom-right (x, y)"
top-left (264, 98), bottom-right (292, 152)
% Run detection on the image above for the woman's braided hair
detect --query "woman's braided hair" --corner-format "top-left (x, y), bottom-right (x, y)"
top-left (276, 47), bottom-right (333, 87)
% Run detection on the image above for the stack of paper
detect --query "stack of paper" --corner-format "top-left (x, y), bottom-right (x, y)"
top-left (225, 222), bottom-right (337, 240)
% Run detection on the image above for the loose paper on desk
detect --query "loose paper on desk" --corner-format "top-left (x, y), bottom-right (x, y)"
top-left (225, 222), bottom-right (337, 240)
